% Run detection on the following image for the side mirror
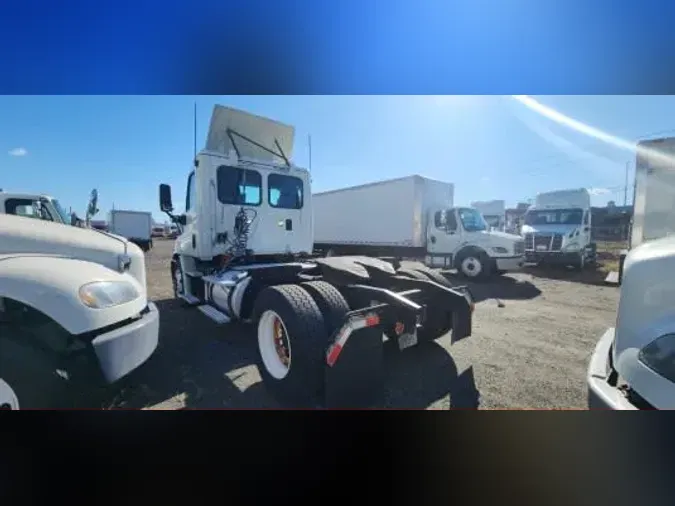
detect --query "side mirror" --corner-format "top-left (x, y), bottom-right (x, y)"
top-left (159, 184), bottom-right (173, 212)
top-left (87, 189), bottom-right (99, 218)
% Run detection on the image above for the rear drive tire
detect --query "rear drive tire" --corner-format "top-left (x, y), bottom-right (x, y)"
top-left (253, 284), bottom-right (329, 407)
top-left (300, 281), bottom-right (350, 336)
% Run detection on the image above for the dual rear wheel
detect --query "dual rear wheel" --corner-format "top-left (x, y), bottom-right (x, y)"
top-left (253, 282), bottom-right (349, 407)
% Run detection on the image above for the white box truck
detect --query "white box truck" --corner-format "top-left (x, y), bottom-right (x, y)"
top-left (312, 175), bottom-right (524, 280)
top-left (471, 200), bottom-right (506, 231)
top-left (521, 188), bottom-right (596, 270)
top-left (108, 210), bottom-right (153, 252)
top-left (0, 190), bottom-right (159, 409)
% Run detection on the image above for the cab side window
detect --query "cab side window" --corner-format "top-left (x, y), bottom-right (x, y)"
top-left (446, 210), bottom-right (458, 231)
top-left (434, 210), bottom-right (446, 229)
top-left (583, 211), bottom-right (590, 226)
top-left (186, 171), bottom-right (196, 211)
top-left (4, 198), bottom-right (53, 220)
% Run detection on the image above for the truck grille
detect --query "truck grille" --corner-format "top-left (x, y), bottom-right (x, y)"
top-left (514, 241), bottom-right (525, 255)
top-left (525, 233), bottom-right (564, 252)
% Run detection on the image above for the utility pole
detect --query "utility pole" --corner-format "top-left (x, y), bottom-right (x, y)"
top-left (623, 161), bottom-right (630, 206)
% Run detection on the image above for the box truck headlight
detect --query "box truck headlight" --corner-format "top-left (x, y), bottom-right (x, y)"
top-left (638, 334), bottom-right (675, 382)
top-left (492, 246), bottom-right (508, 254)
top-left (79, 280), bottom-right (140, 309)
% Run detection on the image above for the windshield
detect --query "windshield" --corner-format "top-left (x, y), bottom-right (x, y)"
top-left (483, 215), bottom-right (502, 229)
top-left (51, 199), bottom-right (71, 224)
top-left (458, 208), bottom-right (488, 232)
top-left (524, 209), bottom-right (583, 226)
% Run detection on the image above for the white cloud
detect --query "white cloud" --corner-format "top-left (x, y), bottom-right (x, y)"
top-left (588, 187), bottom-right (611, 196)
top-left (8, 147), bottom-right (27, 157)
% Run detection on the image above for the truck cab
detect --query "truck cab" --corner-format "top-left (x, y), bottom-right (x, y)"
top-left (521, 188), bottom-right (596, 270)
top-left (588, 235), bottom-right (675, 409)
top-left (471, 200), bottom-right (506, 232)
top-left (426, 206), bottom-right (525, 278)
top-left (0, 191), bottom-right (71, 225)
top-left (0, 207), bottom-right (159, 409)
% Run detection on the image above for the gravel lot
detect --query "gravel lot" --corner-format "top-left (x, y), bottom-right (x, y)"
top-left (112, 239), bottom-right (620, 409)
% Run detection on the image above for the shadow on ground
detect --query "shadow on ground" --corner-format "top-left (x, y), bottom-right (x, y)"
top-left (102, 299), bottom-right (481, 410)
top-left (522, 263), bottom-right (615, 287)
top-left (440, 271), bottom-right (542, 304)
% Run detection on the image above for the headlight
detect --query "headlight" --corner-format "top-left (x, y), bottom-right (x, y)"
top-left (564, 242), bottom-right (581, 252)
top-left (79, 280), bottom-right (140, 309)
top-left (492, 247), bottom-right (508, 254)
top-left (638, 333), bottom-right (675, 382)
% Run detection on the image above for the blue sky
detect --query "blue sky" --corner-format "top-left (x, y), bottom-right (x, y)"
top-left (2, 95), bottom-right (674, 224)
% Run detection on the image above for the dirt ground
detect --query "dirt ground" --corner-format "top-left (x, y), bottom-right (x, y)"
top-left (111, 239), bottom-right (620, 409)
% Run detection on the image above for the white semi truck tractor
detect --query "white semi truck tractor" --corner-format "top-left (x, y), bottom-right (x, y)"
top-left (0, 190), bottom-right (159, 409)
top-left (159, 105), bottom-right (475, 408)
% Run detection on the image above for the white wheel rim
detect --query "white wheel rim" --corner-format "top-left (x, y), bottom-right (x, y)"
top-left (258, 310), bottom-right (292, 380)
top-left (174, 266), bottom-right (184, 296)
top-left (461, 257), bottom-right (482, 277)
top-left (0, 378), bottom-right (19, 410)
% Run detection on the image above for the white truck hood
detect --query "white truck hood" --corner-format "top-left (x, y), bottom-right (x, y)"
top-left (474, 230), bottom-right (522, 250)
top-left (0, 214), bottom-right (147, 292)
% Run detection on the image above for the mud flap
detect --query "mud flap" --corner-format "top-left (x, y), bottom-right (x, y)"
top-left (324, 326), bottom-right (385, 409)
top-left (450, 287), bottom-right (474, 344)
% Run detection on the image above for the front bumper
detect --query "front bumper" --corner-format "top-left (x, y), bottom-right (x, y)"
top-left (525, 251), bottom-right (580, 265)
top-left (495, 255), bottom-right (525, 272)
top-left (91, 302), bottom-right (160, 383)
top-left (587, 328), bottom-right (637, 410)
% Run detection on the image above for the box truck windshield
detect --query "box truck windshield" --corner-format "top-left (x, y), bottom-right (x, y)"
top-left (525, 209), bottom-right (583, 226)
top-left (458, 208), bottom-right (488, 232)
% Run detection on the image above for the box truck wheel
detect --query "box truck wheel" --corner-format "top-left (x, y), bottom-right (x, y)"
top-left (253, 285), bottom-right (328, 406)
top-left (300, 281), bottom-right (349, 336)
top-left (455, 248), bottom-right (491, 280)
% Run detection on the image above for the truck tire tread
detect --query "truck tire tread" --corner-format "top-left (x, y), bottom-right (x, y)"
top-left (300, 281), bottom-right (350, 336)
top-left (252, 284), bottom-right (329, 407)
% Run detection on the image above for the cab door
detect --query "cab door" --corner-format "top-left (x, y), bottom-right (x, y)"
top-left (426, 209), bottom-right (462, 268)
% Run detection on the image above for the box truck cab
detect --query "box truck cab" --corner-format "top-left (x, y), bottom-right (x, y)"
top-left (471, 200), bottom-right (506, 232)
top-left (0, 190), bottom-right (72, 225)
top-left (425, 205), bottom-right (524, 278)
top-left (521, 188), bottom-right (596, 269)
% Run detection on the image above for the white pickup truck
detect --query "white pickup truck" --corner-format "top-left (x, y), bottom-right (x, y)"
top-left (0, 194), bottom-right (159, 408)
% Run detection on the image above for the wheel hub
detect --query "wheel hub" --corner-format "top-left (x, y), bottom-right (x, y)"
top-left (462, 257), bottom-right (482, 277)
top-left (273, 318), bottom-right (290, 366)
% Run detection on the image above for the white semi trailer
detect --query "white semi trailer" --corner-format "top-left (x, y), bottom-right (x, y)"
top-left (312, 176), bottom-right (524, 280)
